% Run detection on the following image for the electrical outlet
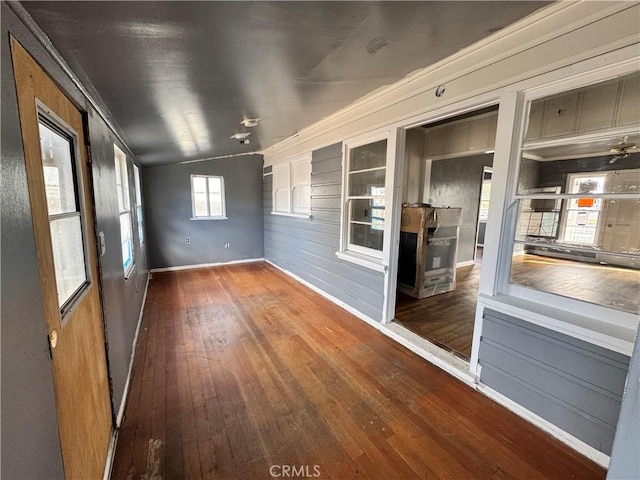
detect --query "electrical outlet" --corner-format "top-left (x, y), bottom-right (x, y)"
top-left (185, 237), bottom-right (190, 244)
top-left (224, 242), bottom-right (230, 249)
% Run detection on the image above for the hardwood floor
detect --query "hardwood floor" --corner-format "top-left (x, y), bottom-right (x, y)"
top-left (111, 262), bottom-right (605, 480)
top-left (395, 249), bottom-right (639, 360)
top-left (395, 249), bottom-right (483, 360)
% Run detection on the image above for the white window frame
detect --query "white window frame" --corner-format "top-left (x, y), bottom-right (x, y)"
top-left (336, 130), bottom-right (393, 271)
top-left (133, 164), bottom-right (144, 245)
top-left (190, 174), bottom-right (227, 220)
top-left (496, 65), bottom-right (640, 350)
top-left (114, 144), bottom-right (134, 277)
top-left (271, 153), bottom-right (311, 217)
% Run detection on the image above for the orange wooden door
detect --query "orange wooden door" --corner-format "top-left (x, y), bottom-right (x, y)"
top-left (11, 38), bottom-right (113, 479)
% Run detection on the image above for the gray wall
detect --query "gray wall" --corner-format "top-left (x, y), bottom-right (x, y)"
top-left (1, 4), bottom-right (148, 477)
top-left (264, 143), bottom-right (385, 321)
top-left (88, 115), bottom-right (148, 416)
top-left (144, 156), bottom-right (264, 269)
top-left (608, 330), bottom-right (640, 479)
top-left (1, 6), bottom-right (64, 477)
top-left (428, 154), bottom-right (493, 263)
top-left (479, 309), bottom-right (630, 456)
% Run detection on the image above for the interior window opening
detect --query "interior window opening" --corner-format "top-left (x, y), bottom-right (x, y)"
top-left (508, 71), bottom-right (640, 316)
top-left (393, 105), bottom-right (499, 361)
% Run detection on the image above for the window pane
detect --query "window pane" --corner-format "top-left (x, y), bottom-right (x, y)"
top-left (120, 212), bottom-right (133, 272)
top-left (349, 139), bottom-right (387, 172)
top-left (39, 123), bottom-right (76, 215)
top-left (509, 251), bottom-right (639, 314)
top-left (292, 185), bottom-right (310, 214)
top-left (209, 193), bottom-right (223, 217)
top-left (349, 222), bottom-right (384, 251)
top-left (348, 169), bottom-right (386, 197)
top-left (208, 176), bottom-right (221, 194)
top-left (192, 176), bottom-right (208, 216)
top-left (137, 205), bottom-right (144, 244)
top-left (50, 215), bottom-right (86, 307)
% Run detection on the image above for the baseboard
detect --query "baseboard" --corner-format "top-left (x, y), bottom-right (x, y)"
top-left (265, 259), bottom-right (381, 327)
top-left (102, 428), bottom-right (119, 480)
top-left (456, 260), bottom-right (476, 268)
top-left (115, 272), bottom-right (150, 427)
top-left (477, 383), bottom-right (611, 469)
top-left (103, 271), bottom-right (150, 480)
top-left (150, 257), bottom-right (264, 273)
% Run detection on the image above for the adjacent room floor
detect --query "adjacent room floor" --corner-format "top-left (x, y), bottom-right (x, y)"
top-left (111, 262), bottom-right (605, 479)
top-left (394, 250), bottom-right (639, 361)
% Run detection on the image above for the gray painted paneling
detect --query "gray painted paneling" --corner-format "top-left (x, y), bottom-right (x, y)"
top-left (88, 115), bottom-right (148, 416)
top-left (264, 142), bottom-right (385, 321)
top-left (428, 154), bottom-right (493, 263)
top-left (609, 329), bottom-right (640, 479)
top-left (145, 156), bottom-right (264, 269)
top-left (1, 7), bottom-right (65, 477)
top-left (479, 309), bottom-right (630, 455)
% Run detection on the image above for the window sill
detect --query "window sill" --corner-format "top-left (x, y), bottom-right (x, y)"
top-left (271, 211), bottom-right (310, 219)
top-left (190, 216), bottom-right (228, 221)
top-left (335, 250), bottom-right (387, 273)
top-left (477, 293), bottom-right (637, 356)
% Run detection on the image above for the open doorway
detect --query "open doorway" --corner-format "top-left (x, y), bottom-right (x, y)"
top-left (394, 107), bottom-right (497, 361)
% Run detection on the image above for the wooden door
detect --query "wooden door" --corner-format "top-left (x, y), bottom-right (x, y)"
top-left (11, 38), bottom-right (113, 479)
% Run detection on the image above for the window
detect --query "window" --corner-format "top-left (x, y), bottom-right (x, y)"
top-left (39, 117), bottom-right (89, 313)
top-left (272, 154), bottom-right (311, 216)
top-left (133, 165), bottom-right (144, 244)
top-left (506, 71), bottom-right (640, 315)
top-left (114, 145), bottom-right (134, 276)
top-left (340, 134), bottom-right (389, 261)
top-left (190, 175), bottom-right (227, 219)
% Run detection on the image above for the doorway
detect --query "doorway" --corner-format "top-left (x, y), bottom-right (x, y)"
top-left (11, 38), bottom-right (113, 478)
top-left (393, 107), bottom-right (497, 360)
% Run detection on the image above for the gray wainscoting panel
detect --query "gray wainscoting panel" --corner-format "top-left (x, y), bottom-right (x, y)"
top-left (479, 309), bottom-right (630, 455)
top-left (264, 143), bottom-right (385, 321)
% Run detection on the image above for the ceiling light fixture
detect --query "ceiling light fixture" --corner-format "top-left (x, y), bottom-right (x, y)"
top-left (609, 137), bottom-right (635, 164)
top-left (230, 131), bottom-right (251, 140)
top-left (240, 118), bottom-right (260, 128)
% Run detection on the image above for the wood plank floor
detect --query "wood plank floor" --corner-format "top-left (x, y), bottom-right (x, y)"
top-left (111, 262), bottom-right (606, 480)
top-left (395, 249), bottom-right (639, 360)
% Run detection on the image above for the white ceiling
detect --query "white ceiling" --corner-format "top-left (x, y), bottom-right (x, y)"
top-left (21, 1), bottom-right (551, 166)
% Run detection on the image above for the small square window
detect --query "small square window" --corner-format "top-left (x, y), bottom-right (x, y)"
top-left (191, 175), bottom-right (227, 219)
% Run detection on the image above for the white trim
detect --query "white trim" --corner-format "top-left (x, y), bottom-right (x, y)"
top-left (101, 429), bottom-right (118, 480)
top-left (104, 272), bottom-right (150, 480)
top-left (335, 250), bottom-right (386, 273)
top-left (456, 260), bottom-right (476, 268)
top-left (478, 293), bottom-right (636, 356)
top-left (477, 384), bottom-right (611, 469)
top-left (150, 257), bottom-right (264, 273)
top-left (270, 211), bottom-right (310, 219)
top-left (115, 273), bottom-right (150, 427)
top-left (190, 216), bottom-right (228, 221)
top-left (383, 323), bottom-right (477, 387)
top-left (190, 174), bottom-right (227, 220)
top-left (261, 3), bottom-right (638, 165)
